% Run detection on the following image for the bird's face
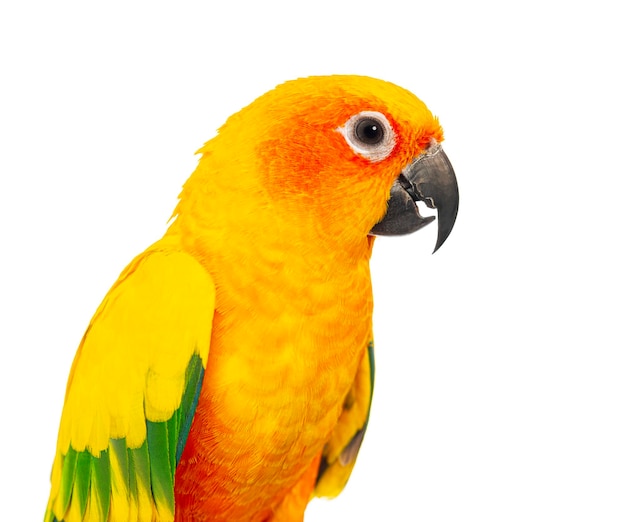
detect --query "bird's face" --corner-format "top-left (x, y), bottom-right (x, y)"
top-left (184, 76), bottom-right (458, 254)
top-left (249, 76), bottom-right (458, 251)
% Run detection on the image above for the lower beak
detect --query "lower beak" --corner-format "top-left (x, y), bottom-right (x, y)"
top-left (370, 143), bottom-right (459, 253)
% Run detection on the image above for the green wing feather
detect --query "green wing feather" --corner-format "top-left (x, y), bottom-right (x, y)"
top-left (47, 354), bottom-right (205, 522)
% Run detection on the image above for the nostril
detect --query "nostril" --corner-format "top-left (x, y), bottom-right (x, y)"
top-left (423, 138), bottom-right (442, 156)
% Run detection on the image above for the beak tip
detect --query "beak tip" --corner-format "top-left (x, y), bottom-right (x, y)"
top-left (432, 236), bottom-right (446, 254)
top-left (431, 203), bottom-right (459, 254)
top-left (432, 237), bottom-right (447, 254)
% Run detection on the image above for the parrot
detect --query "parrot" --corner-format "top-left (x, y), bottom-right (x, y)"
top-left (44, 75), bottom-right (459, 522)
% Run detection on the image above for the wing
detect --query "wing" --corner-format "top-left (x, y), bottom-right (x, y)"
top-left (45, 243), bottom-right (215, 522)
top-left (314, 341), bottom-right (375, 498)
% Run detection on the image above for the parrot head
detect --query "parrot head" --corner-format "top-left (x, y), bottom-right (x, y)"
top-left (178, 75), bottom-right (458, 253)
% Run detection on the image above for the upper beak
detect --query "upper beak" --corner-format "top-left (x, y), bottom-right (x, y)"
top-left (370, 142), bottom-right (459, 253)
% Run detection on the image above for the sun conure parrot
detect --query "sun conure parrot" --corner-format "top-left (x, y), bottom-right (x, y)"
top-left (45, 75), bottom-right (459, 522)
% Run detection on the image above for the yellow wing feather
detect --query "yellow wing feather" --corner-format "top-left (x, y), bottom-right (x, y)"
top-left (314, 341), bottom-right (375, 498)
top-left (46, 237), bottom-right (215, 521)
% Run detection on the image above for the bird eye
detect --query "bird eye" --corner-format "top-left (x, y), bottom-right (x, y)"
top-left (355, 118), bottom-right (384, 145)
top-left (337, 111), bottom-right (396, 162)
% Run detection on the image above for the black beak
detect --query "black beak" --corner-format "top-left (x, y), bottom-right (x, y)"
top-left (370, 143), bottom-right (459, 253)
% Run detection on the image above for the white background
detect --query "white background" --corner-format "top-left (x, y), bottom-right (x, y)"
top-left (1, 1), bottom-right (625, 520)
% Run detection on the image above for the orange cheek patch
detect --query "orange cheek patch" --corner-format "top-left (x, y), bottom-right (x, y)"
top-left (256, 114), bottom-right (364, 197)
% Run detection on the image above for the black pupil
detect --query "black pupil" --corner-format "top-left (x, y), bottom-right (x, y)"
top-left (355, 118), bottom-right (384, 145)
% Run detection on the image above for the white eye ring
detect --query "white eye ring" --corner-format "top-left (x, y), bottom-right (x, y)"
top-left (337, 111), bottom-right (396, 162)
